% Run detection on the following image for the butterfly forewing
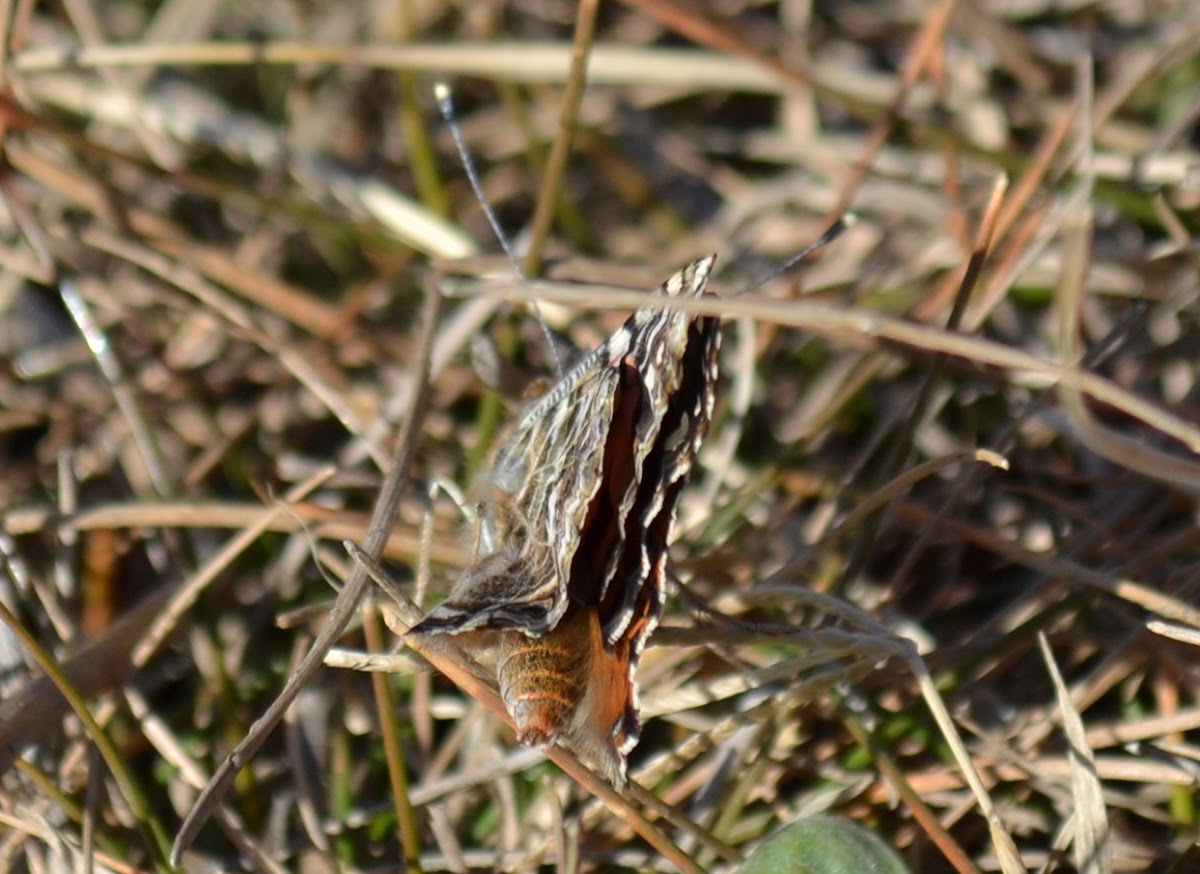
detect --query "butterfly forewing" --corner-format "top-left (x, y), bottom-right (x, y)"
top-left (409, 255), bottom-right (720, 784)
top-left (413, 326), bottom-right (637, 636)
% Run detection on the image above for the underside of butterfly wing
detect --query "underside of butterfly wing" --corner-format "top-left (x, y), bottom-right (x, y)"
top-left (568, 259), bottom-right (722, 766)
top-left (408, 255), bottom-right (721, 785)
top-left (409, 353), bottom-right (628, 637)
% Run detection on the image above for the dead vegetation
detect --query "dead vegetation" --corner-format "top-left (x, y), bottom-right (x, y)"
top-left (2, 1), bottom-right (1200, 872)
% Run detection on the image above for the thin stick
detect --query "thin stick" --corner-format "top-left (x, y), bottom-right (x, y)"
top-left (363, 606), bottom-right (423, 869)
top-left (521, 0), bottom-right (599, 277)
top-left (742, 215), bottom-right (853, 294)
top-left (439, 278), bottom-right (1200, 457)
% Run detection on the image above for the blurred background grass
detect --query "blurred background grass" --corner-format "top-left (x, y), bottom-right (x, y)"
top-left (1, 1), bottom-right (1199, 872)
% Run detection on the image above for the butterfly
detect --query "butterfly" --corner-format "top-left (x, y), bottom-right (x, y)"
top-left (409, 256), bottom-right (721, 785)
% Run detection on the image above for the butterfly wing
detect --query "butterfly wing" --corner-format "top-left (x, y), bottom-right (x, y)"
top-left (411, 292), bottom-right (650, 637)
top-left (410, 256), bottom-right (721, 786)
top-left (562, 256), bottom-right (721, 768)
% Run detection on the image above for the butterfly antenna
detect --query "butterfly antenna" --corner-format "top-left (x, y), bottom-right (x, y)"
top-left (435, 81), bottom-right (564, 375)
top-left (743, 213), bottom-right (858, 295)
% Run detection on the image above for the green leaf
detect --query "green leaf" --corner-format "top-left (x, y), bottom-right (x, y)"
top-left (740, 817), bottom-right (911, 874)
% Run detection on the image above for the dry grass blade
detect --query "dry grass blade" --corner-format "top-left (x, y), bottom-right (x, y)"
top-left (903, 645), bottom-right (1025, 874)
top-left (445, 278), bottom-right (1200, 453)
top-left (1038, 633), bottom-right (1113, 874)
